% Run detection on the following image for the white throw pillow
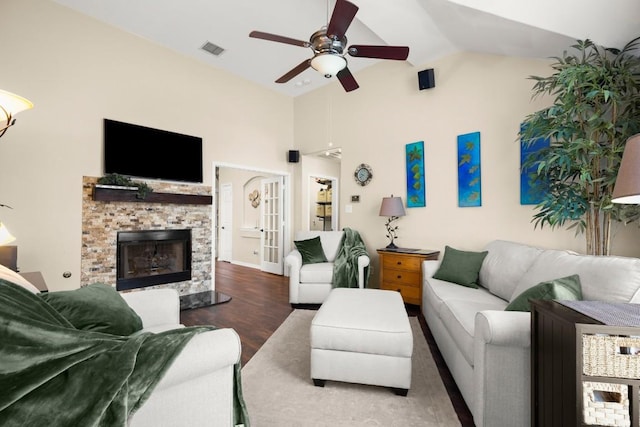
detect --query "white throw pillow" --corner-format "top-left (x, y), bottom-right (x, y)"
top-left (0, 263), bottom-right (40, 294)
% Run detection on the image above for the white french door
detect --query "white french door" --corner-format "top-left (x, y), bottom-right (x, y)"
top-left (260, 176), bottom-right (284, 274)
top-left (218, 183), bottom-right (232, 262)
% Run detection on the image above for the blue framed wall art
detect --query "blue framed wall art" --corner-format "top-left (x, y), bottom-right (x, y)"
top-left (405, 141), bottom-right (426, 207)
top-left (520, 125), bottom-right (550, 205)
top-left (457, 132), bottom-right (481, 207)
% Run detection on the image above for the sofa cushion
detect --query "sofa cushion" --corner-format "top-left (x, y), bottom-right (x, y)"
top-left (513, 250), bottom-right (640, 303)
top-left (294, 236), bottom-right (328, 265)
top-left (433, 246), bottom-right (488, 288)
top-left (439, 297), bottom-right (508, 367)
top-left (478, 240), bottom-right (543, 300)
top-left (424, 277), bottom-right (503, 317)
top-left (299, 262), bottom-right (334, 283)
top-left (41, 283), bottom-right (143, 336)
top-left (506, 274), bottom-right (583, 312)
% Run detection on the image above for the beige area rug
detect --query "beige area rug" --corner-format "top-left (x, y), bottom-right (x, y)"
top-left (241, 309), bottom-right (461, 427)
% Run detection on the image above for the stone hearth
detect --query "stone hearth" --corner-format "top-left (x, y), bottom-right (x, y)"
top-left (81, 176), bottom-right (212, 295)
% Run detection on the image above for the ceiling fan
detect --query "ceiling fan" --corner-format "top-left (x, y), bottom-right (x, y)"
top-left (249, 0), bottom-right (410, 92)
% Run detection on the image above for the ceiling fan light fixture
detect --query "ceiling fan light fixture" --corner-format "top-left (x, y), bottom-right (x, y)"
top-left (311, 53), bottom-right (346, 78)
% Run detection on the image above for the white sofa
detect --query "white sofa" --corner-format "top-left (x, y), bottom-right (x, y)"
top-left (0, 260), bottom-right (243, 427)
top-left (285, 230), bottom-right (370, 304)
top-left (422, 240), bottom-right (640, 427)
top-left (121, 289), bottom-right (242, 427)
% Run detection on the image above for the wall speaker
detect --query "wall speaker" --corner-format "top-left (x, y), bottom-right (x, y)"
top-left (418, 68), bottom-right (435, 90)
top-left (288, 150), bottom-right (300, 163)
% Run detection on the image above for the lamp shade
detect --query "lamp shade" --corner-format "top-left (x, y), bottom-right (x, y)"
top-left (0, 222), bottom-right (15, 245)
top-left (0, 89), bottom-right (33, 116)
top-left (379, 196), bottom-right (406, 217)
top-left (310, 53), bottom-right (347, 77)
top-left (612, 134), bottom-right (640, 204)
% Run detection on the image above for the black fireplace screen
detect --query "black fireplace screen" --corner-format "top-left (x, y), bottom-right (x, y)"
top-left (116, 229), bottom-right (192, 291)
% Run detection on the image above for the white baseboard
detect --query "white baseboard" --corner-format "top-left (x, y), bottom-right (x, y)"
top-left (230, 260), bottom-right (261, 270)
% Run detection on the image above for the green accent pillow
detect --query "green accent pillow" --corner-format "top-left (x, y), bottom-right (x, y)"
top-left (505, 274), bottom-right (583, 312)
top-left (433, 246), bottom-right (488, 288)
top-left (294, 236), bottom-right (328, 265)
top-left (41, 283), bottom-right (143, 335)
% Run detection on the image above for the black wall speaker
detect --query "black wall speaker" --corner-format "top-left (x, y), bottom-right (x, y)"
top-left (288, 150), bottom-right (300, 163)
top-left (418, 68), bottom-right (435, 90)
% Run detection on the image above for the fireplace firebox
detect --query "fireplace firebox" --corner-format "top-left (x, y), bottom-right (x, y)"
top-left (116, 229), bottom-right (192, 291)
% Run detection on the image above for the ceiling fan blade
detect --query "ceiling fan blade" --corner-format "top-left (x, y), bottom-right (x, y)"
top-left (326, 0), bottom-right (359, 40)
top-left (336, 67), bottom-right (359, 92)
top-left (249, 31), bottom-right (310, 48)
top-left (348, 45), bottom-right (409, 60)
top-left (275, 59), bottom-right (312, 83)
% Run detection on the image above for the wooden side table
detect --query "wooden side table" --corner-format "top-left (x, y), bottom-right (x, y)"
top-left (377, 248), bottom-right (439, 306)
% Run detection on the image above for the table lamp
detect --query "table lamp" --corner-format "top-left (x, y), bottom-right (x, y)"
top-left (379, 195), bottom-right (406, 249)
top-left (612, 134), bottom-right (640, 204)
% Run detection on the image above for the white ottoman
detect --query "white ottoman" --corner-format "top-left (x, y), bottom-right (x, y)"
top-left (310, 288), bottom-right (413, 395)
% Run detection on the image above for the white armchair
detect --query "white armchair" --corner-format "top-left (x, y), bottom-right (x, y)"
top-left (121, 289), bottom-right (242, 427)
top-left (285, 230), bottom-right (370, 304)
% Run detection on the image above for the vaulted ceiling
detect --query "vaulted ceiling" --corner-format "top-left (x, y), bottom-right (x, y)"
top-left (52, 0), bottom-right (639, 97)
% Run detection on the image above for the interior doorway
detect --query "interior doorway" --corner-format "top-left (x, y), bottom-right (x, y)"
top-left (309, 175), bottom-right (338, 231)
top-left (212, 163), bottom-right (291, 288)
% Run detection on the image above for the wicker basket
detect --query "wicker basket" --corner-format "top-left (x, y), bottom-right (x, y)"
top-left (582, 381), bottom-right (630, 426)
top-left (583, 334), bottom-right (640, 378)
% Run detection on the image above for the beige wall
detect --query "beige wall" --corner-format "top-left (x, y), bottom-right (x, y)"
top-left (0, 0), bottom-right (294, 291)
top-left (294, 52), bottom-right (640, 284)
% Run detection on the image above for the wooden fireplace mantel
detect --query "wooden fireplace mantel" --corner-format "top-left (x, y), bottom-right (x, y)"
top-left (92, 185), bottom-right (212, 205)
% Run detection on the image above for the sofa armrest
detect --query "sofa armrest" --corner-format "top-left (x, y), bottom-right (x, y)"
top-left (285, 250), bottom-right (302, 302)
top-left (130, 328), bottom-right (242, 427)
top-left (473, 310), bottom-right (531, 427)
top-left (422, 259), bottom-right (440, 279)
top-left (285, 249), bottom-right (302, 271)
top-left (357, 255), bottom-right (370, 288)
top-left (121, 288), bottom-right (180, 329)
top-left (475, 310), bottom-right (531, 347)
top-left (154, 328), bottom-right (241, 390)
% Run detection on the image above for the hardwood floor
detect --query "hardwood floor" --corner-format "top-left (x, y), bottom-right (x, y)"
top-left (180, 261), bottom-right (474, 426)
top-left (180, 261), bottom-right (293, 366)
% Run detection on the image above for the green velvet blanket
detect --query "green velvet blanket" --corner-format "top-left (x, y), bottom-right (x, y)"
top-left (332, 227), bottom-right (370, 288)
top-left (0, 281), bottom-right (249, 427)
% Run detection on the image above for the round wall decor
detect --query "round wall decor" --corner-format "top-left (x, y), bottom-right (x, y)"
top-left (354, 163), bottom-right (373, 186)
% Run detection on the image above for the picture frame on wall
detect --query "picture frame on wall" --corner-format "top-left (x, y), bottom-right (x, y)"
top-left (405, 141), bottom-right (426, 208)
top-left (520, 123), bottom-right (550, 205)
top-left (457, 132), bottom-right (482, 207)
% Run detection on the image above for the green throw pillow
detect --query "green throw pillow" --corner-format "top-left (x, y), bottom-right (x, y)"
top-left (41, 283), bottom-right (143, 335)
top-left (505, 274), bottom-right (583, 312)
top-left (433, 246), bottom-right (488, 288)
top-left (294, 236), bottom-right (328, 265)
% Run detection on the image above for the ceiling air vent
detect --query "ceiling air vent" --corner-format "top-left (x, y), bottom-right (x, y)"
top-left (201, 41), bottom-right (225, 56)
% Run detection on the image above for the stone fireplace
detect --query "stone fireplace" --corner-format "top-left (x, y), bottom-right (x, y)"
top-left (81, 176), bottom-right (212, 295)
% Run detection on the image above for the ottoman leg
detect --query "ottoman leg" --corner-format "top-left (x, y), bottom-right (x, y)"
top-left (392, 388), bottom-right (408, 396)
top-left (313, 379), bottom-right (326, 387)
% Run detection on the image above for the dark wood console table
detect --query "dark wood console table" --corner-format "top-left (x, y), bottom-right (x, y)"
top-left (531, 299), bottom-right (640, 427)
top-left (531, 300), bottom-right (601, 426)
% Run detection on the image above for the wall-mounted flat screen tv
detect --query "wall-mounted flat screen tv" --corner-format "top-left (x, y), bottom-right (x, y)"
top-left (104, 119), bottom-right (203, 183)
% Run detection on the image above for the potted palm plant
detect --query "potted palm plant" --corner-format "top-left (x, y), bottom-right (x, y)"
top-left (520, 37), bottom-right (640, 255)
